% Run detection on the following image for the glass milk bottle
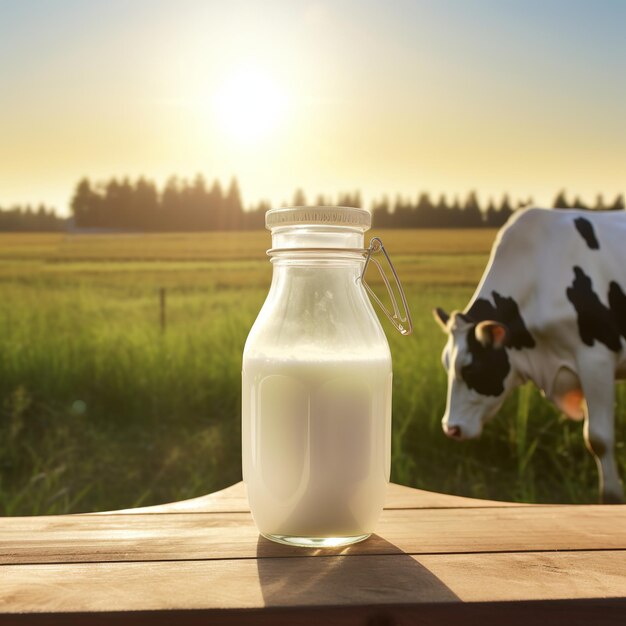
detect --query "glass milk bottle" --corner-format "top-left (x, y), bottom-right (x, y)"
top-left (242, 206), bottom-right (411, 548)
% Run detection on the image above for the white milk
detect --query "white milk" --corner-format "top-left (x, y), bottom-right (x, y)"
top-left (242, 354), bottom-right (392, 539)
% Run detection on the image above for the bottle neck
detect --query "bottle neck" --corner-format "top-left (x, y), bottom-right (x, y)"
top-left (270, 258), bottom-right (364, 281)
top-left (270, 225), bottom-right (365, 252)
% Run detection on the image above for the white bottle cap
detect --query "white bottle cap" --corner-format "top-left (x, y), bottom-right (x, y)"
top-left (265, 206), bottom-right (371, 231)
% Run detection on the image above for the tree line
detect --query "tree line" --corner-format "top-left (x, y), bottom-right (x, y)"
top-left (375, 190), bottom-right (624, 228)
top-left (0, 205), bottom-right (65, 231)
top-left (1, 176), bottom-right (624, 231)
top-left (70, 176), bottom-right (255, 231)
top-left (69, 177), bottom-right (625, 230)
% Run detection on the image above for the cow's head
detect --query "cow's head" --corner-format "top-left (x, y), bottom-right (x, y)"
top-left (433, 307), bottom-right (516, 440)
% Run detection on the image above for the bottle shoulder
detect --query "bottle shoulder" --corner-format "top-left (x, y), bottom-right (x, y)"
top-left (244, 278), bottom-right (391, 361)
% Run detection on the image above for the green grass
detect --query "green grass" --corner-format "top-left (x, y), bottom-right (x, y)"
top-left (0, 230), bottom-right (624, 514)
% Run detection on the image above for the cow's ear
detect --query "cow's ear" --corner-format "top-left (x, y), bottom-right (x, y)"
top-left (475, 321), bottom-right (508, 349)
top-left (433, 307), bottom-right (450, 331)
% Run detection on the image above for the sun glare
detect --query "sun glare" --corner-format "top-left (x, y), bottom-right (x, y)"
top-left (214, 68), bottom-right (288, 144)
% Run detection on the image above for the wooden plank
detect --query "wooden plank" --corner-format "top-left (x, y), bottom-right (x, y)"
top-left (2, 506), bottom-right (625, 565)
top-left (2, 601), bottom-right (625, 626)
top-left (103, 482), bottom-right (250, 514)
top-left (1, 551), bottom-right (624, 617)
top-left (109, 482), bottom-right (526, 514)
top-left (383, 482), bottom-right (529, 509)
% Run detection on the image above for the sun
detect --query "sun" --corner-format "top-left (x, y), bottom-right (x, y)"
top-left (214, 67), bottom-right (288, 144)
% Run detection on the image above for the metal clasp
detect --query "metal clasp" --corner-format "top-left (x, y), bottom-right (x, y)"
top-left (361, 237), bottom-right (413, 336)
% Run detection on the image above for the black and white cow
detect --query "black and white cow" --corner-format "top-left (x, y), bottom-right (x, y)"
top-left (434, 207), bottom-right (625, 503)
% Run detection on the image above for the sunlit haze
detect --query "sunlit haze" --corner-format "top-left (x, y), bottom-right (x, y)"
top-left (1, 0), bottom-right (625, 214)
top-left (214, 66), bottom-right (289, 144)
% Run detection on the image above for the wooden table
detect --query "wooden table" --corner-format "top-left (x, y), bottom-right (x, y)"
top-left (1, 482), bottom-right (625, 625)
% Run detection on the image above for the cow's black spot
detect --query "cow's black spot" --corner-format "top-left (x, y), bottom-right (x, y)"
top-left (608, 281), bottom-right (626, 339)
top-left (462, 329), bottom-right (511, 396)
top-left (466, 292), bottom-right (536, 349)
top-left (460, 292), bottom-right (535, 397)
top-left (574, 217), bottom-right (600, 250)
top-left (566, 266), bottom-right (621, 351)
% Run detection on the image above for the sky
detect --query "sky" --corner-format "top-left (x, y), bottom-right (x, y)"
top-left (1, 0), bottom-right (625, 214)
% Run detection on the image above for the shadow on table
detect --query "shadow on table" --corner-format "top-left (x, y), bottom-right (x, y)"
top-left (256, 533), bottom-right (459, 610)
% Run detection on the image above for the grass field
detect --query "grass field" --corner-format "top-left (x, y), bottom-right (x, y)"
top-left (0, 230), bottom-right (624, 515)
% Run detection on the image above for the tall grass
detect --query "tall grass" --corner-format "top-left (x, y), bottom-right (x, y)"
top-left (0, 231), bottom-right (624, 514)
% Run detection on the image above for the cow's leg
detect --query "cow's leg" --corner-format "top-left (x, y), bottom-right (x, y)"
top-left (579, 361), bottom-right (624, 504)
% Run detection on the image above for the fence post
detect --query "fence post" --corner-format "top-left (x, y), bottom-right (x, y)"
top-left (160, 287), bottom-right (166, 333)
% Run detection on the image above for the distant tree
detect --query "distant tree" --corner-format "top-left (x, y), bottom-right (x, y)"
top-left (100, 179), bottom-right (122, 229)
top-left (115, 178), bottom-right (134, 229)
top-left (499, 194), bottom-right (513, 215)
top-left (435, 194), bottom-right (448, 213)
top-left (292, 188), bottom-right (307, 206)
top-left (32, 204), bottom-right (62, 231)
top-left (224, 178), bottom-right (243, 230)
top-left (470, 194), bottom-right (512, 229)
top-left (461, 191), bottom-right (483, 227)
top-left (208, 180), bottom-right (224, 230)
top-left (337, 191), bottom-right (361, 208)
top-left (553, 190), bottom-right (570, 209)
top-left (371, 196), bottom-right (391, 227)
top-left (571, 196), bottom-right (589, 210)
top-left (609, 194), bottom-right (625, 211)
top-left (185, 174), bottom-right (209, 231)
top-left (133, 177), bottom-right (159, 230)
top-left (71, 178), bottom-right (100, 228)
top-left (414, 192), bottom-right (434, 227)
top-left (4, 206), bottom-right (28, 230)
top-left (0, 204), bottom-right (64, 231)
top-left (448, 196), bottom-right (462, 227)
top-left (243, 201), bottom-right (270, 229)
top-left (160, 177), bottom-right (181, 230)
top-left (593, 194), bottom-right (606, 211)
top-left (35, 205), bottom-right (47, 229)
top-left (433, 194), bottom-right (452, 227)
top-left (484, 195), bottom-right (514, 228)
top-left (485, 198), bottom-right (498, 227)
top-left (393, 195), bottom-right (413, 228)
